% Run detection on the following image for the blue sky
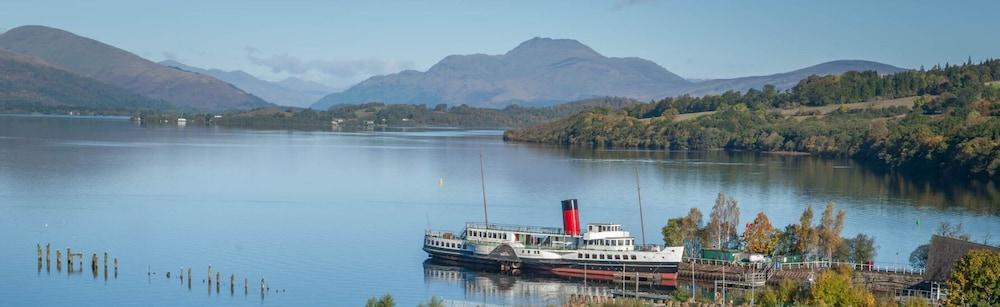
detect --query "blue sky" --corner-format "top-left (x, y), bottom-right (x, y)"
top-left (2, 0), bottom-right (999, 89)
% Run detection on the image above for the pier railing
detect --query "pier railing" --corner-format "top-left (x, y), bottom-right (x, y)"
top-left (775, 261), bottom-right (925, 275)
top-left (682, 257), bottom-right (925, 276)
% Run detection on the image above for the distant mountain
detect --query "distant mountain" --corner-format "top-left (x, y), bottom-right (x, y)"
top-left (160, 60), bottom-right (330, 108)
top-left (313, 37), bottom-right (691, 109)
top-left (680, 60), bottom-right (907, 96)
top-left (0, 49), bottom-right (168, 112)
top-left (0, 25), bottom-right (270, 111)
top-left (276, 77), bottom-right (338, 98)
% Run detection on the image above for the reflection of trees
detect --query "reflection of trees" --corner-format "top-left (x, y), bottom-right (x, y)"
top-left (516, 144), bottom-right (1000, 214)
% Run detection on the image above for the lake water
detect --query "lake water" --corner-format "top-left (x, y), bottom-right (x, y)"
top-left (1, 115), bottom-right (997, 306)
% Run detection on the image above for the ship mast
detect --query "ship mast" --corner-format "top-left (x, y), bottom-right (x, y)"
top-left (635, 167), bottom-right (647, 247)
top-left (480, 153), bottom-right (489, 225)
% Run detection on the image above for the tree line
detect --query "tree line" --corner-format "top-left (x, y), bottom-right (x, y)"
top-left (660, 192), bottom-right (876, 264)
top-left (136, 97), bottom-right (640, 130)
top-left (629, 59), bottom-right (1000, 117)
top-left (505, 60), bottom-right (1000, 179)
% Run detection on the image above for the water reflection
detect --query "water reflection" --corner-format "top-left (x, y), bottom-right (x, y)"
top-left (422, 260), bottom-right (615, 306)
top-left (519, 145), bottom-right (1000, 214)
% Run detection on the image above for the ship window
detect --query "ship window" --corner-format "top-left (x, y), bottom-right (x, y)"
top-left (614, 255), bottom-right (621, 260)
top-left (599, 255), bottom-right (605, 259)
top-left (577, 253), bottom-right (582, 258)
top-left (631, 255), bottom-right (636, 260)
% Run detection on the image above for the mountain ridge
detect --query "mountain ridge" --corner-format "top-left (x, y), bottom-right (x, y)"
top-left (312, 37), bottom-right (691, 109)
top-left (0, 25), bottom-right (270, 111)
top-left (312, 37), bottom-right (906, 109)
top-left (0, 48), bottom-right (169, 112)
top-left (679, 60), bottom-right (907, 96)
top-left (160, 60), bottom-right (330, 108)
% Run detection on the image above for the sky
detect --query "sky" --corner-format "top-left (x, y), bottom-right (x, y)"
top-left (2, 0), bottom-right (999, 89)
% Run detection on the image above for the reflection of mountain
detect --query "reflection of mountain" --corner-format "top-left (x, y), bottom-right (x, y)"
top-left (422, 260), bottom-right (613, 305)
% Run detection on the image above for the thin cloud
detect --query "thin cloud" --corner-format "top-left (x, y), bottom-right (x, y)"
top-left (613, 0), bottom-right (657, 10)
top-left (248, 53), bottom-right (414, 80)
top-left (162, 51), bottom-right (182, 62)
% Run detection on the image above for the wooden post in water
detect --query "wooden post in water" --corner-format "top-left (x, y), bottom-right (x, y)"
top-left (230, 274), bottom-right (234, 295)
top-left (45, 244), bottom-right (50, 264)
top-left (187, 268), bottom-right (192, 289)
top-left (36, 244), bottom-right (42, 262)
top-left (91, 253), bottom-right (98, 278)
top-left (635, 271), bottom-right (639, 297)
top-left (66, 248), bottom-right (73, 272)
top-left (207, 265), bottom-right (213, 293)
top-left (103, 252), bottom-right (108, 268)
top-left (56, 250), bottom-right (62, 271)
top-left (114, 258), bottom-right (119, 278)
top-left (244, 278), bottom-right (248, 295)
top-left (215, 272), bottom-right (220, 293)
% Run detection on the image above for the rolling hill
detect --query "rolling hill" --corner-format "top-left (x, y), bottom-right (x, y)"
top-left (0, 25), bottom-right (269, 111)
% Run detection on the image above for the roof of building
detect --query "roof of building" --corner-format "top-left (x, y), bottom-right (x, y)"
top-left (924, 235), bottom-right (1000, 282)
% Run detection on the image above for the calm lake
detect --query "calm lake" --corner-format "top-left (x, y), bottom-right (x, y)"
top-left (1, 115), bottom-right (997, 306)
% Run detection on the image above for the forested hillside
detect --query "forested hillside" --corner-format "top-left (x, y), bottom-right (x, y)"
top-left (505, 60), bottom-right (1000, 179)
top-left (0, 49), bottom-right (168, 113)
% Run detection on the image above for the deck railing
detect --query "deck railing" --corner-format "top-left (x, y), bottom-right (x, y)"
top-left (465, 222), bottom-right (566, 235)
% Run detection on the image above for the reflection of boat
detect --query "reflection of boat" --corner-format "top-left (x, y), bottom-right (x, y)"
top-left (422, 260), bottom-right (613, 305)
top-left (423, 199), bottom-right (683, 287)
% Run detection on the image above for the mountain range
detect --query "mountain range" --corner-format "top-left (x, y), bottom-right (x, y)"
top-left (159, 60), bottom-right (333, 108)
top-left (0, 25), bottom-right (909, 113)
top-left (0, 25), bottom-right (269, 111)
top-left (312, 38), bottom-right (906, 109)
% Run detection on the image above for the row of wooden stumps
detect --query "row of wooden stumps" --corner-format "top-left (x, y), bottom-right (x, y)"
top-left (153, 264), bottom-right (283, 300)
top-left (37, 243), bottom-right (117, 280)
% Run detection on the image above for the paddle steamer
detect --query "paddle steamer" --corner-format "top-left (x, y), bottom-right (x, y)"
top-left (423, 199), bottom-right (684, 286)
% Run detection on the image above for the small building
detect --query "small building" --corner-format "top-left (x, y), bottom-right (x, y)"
top-left (925, 235), bottom-right (1000, 282)
top-left (701, 248), bottom-right (741, 262)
